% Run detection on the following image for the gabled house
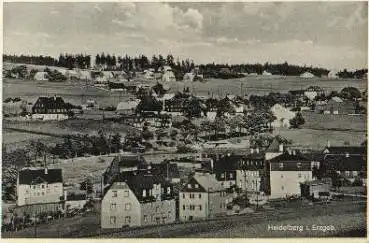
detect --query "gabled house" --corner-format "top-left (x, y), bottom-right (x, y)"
top-left (31, 96), bottom-right (70, 120)
top-left (17, 167), bottom-right (64, 206)
top-left (267, 152), bottom-right (312, 198)
top-left (101, 172), bottom-right (176, 228)
top-left (179, 172), bottom-right (231, 221)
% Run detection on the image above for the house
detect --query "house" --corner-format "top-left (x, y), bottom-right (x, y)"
top-left (270, 104), bottom-right (296, 128)
top-left (300, 178), bottom-right (332, 199)
top-left (101, 172), bottom-right (176, 228)
top-left (116, 99), bottom-right (140, 115)
top-left (300, 72), bottom-right (315, 78)
top-left (179, 172), bottom-right (231, 221)
top-left (268, 152), bottom-right (312, 199)
top-left (64, 189), bottom-right (88, 210)
top-left (262, 71), bottom-right (272, 76)
top-left (34, 71), bottom-right (48, 81)
top-left (265, 138), bottom-right (284, 161)
top-left (323, 97), bottom-right (356, 115)
top-left (213, 153), bottom-right (266, 193)
top-left (161, 67), bottom-right (176, 82)
top-left (17, 167), bottom-right (64, 206)
top-left (328, 71), bottom-right (338, 79)
top-left (323, 145), bottom-right (366, 156)
top-left (323, 154), bottom-right (366, 184)
top-left (31, 96), bottom-right (70, 120)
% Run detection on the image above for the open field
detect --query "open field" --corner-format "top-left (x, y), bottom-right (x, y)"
top-left (4, 76), bottom-right (366, 107)
top-left (3, 78), bottom-right (134, 107)
top-left (301, 111), bottom-right (366, 131)
top-left (273, 128), bottom-right (366, 149)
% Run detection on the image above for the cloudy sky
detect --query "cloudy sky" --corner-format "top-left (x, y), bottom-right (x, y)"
top-left (4, 2), bottom-right (368, 70)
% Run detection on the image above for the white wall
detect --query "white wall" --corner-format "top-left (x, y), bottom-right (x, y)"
top-left (269, 171), bottom-right (312, 199)
top-left (236, 170), bottom-right (261, 192)
top-left (179, 192), bottom-right (208, 221)
top-left (65, 200), bottom-right (87, 210)
top-left (17, 182), bottom-right (63, 206)
top-left (101, 187), bottom-right (141, 228)
top-left (31, 114), bottom-right (68, 121)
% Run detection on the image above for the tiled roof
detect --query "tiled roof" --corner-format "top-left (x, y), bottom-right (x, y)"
top-left (324, 154), bottom-right (366, 171)
top-left (269, 153), bottom-right (309, 163)
top-left (323, 146), bottom-right (366, 155)
top-left (194, 173), bottom-right (224, 192)
top-left (18, 168), bottom-right (63, 185)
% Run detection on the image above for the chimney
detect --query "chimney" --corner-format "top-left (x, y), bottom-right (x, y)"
top-left (44, 167), bottom-right (48, 175)
top-left (279, 144), bottom-right (284, 153)
top-left (54, 95), bottom-right (57, 101)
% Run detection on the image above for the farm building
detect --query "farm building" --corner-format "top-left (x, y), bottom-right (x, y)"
top-left (300, 72), bottom-right (315, 78)
top-left (328, 71), bottom-right (338, 79)
top-left (31, 96), bottom-right (70, 120)
top-left (317, 97), bottom-right (356, 115)
top-left (116, 99), bottom-right (140, 115)
top-left (34, 71), bottom-right (48, 81)
top-left (300, 178), bottom-right (332, 199)
top-left (270, 104), bottom-right (296, 128)
top-left (162, 69), bottom-right (176, 82)
top-left (262, 71), bottom-right (272, 76)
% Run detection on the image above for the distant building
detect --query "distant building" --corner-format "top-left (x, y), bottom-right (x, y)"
top-left (268, 152), bottom-right (312, 198)
top-left (265, 138), bottom-right (284, 161)
top-left (161, 67), bottom-right (176, 82)
top-left (318, 97), bottom-right (356, 115)
top-left (116, 99), bottom-right (140, 115)
top-left (64, 189), bottom-right (88, 210)
top-left (101, 173), bottom-right (176, 228)
top-left (328, 71), bottom-right (338, 79)
top-left (300, 178), bottom-right (332, 199)
top-left (34, 71), bottom-right (48, 81)
top-left (300, 72), bottom-right (315, 78)
top-left (270, 104), bottom-right (296, 128)
top-left (17, 167), bottom-right (64, 206)
top-left (179, 172), bottom-right (231, 221)
top-left (31, 96), bottom-right (70, 120)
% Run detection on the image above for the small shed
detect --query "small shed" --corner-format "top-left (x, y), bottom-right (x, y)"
top-left (300, 178), bottom-right (332, 199)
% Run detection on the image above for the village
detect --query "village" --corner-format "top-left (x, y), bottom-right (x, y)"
top-left (2, 54), bottom-right (367, 237)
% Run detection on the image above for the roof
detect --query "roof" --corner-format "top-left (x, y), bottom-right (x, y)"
top-left (323, 146), bottom-right (366, 155)
top-left (18, 168), bottom-right (63, 185)
top-left (33, 96), bottom-right (69, 110)
top-left (193, 173), bottom-right (224, 192)
top-left (151, 162), bottom-right (180, 179)
top-left (110, 182), bottom-right (130, 190)
top-left (331, 96), bottom-right (343, 103)
top-left (270, 104), bottom-right (295, 119)
top-left (265, 138), bottom-right (282, 153)
top-left (324, 154), bottom-right (366, 171)
top-left (116, 100), bottom-right (140, 111)
top-left (115, 155), bottom-right (148, 168)
top-left (269, 152), bottom-right (310, 163)
top-left (300, 72), bottom-right (315, 78)
top-left (301, 178), bottom-right (332, 186)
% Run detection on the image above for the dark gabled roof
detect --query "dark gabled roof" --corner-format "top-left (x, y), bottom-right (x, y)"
top-left (18, 168), bottom-right (63, 185)
top-left (324, 154), bottom-right (366, 171)
top-left (66, 193), bottom-right (87, 201)
top-left (265, 138), bottom-right (282, 153)
top-left (214, 154), bottom-right (244, 171)
top-left (269, 153), bottom-right (310, 163)
top-left (33, 96), bottom-right (68, 110)
top-left (115, 155), bottom-right (148, 168)
top-left (323, 146), bottom-right (366, 155)
top-left (151, 162), bottom-right (180, 179)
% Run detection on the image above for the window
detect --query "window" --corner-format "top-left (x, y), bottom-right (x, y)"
top-left (199, 205), bottom-right (202, 211)
top-left (298, 173), bottom-right (302, 178)
top-left (221, 173), bottom-right (225, 179)
top-left (279, 163), bottom-right (284, 168)
top-left (110, 203), bottom-right (117, 210)
top-left (33, 185), bottom-right (36, 189)
top-left (42, 192), bottom-right (45, 196)
top-left (110, 216), bottom-right (116, 224)
top-left (199, 193), bottom-right (202, 199)
top-left (297, 163), bottom-right (302, 168)
top-left (281, 186), bottom-right (284, 191)
top-left (112, 190), bottom-right (117, 197)
top-left (125, 203), bottom-right (131, 211)
top-left (144, 215), bottom-right (148, 222)
top-left (195, 184), bottom-right (199, 188)
top-left (187, 184), bottom-right (192, 189)
top-left (41, 185), bottom-right (45, 189)
top-left (220, 203), bottom-right (222, 209)
top-left (125, 216), bottom-right (131, 223)
top-left (230, 173), bottom-right (233, 179)
top-left (183, 205), bottom-right (185, 211)
top-left (124, 190), bottom-right (129, 197)
top-left (143, 189), bottom-right (147, 197)
top-left (167, 187), bottom-right (171, 194)
top-left (182, 193), bottom-right (185, 199)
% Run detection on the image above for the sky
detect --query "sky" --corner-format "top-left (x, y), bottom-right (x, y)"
top-left (3, 2), bottom-right (368, 70)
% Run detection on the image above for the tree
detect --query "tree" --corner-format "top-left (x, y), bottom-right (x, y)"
top-left (289, 112), bottom-right (305, 129)
top-left (110, 133), bottom-right (122, 153)
top-left (340, 87), bottom-right (362, 100)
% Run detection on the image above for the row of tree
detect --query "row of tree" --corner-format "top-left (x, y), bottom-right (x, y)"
top-left (337, 69), bottom-right (368, 79)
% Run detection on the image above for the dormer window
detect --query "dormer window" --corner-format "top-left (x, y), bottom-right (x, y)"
top-left (167, 187), bottom-right (171, 194)
top-left (279, 163), bottom-right (284, 168)
top-left (195, 184), bottom-right (199, 189)
top-left (142, 189), bottom-right (147, 197)
top-left (187, 184), bottom-right (192, 189)
top-left (297, 163), bottom-right (302, 168)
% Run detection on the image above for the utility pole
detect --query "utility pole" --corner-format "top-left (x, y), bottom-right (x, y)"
top-left (33, 213), bottom-right (37, 237)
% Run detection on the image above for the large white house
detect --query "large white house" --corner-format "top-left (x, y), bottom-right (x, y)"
top-left (17, 167), bottom-right (64, 206)
top-left (268, 152), bottom-right (312, 199)
top-left (270, 104), bottom-right (296, 128)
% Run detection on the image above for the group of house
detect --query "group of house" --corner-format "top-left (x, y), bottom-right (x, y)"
top-left (99, 140), bottom-right (367, 228)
